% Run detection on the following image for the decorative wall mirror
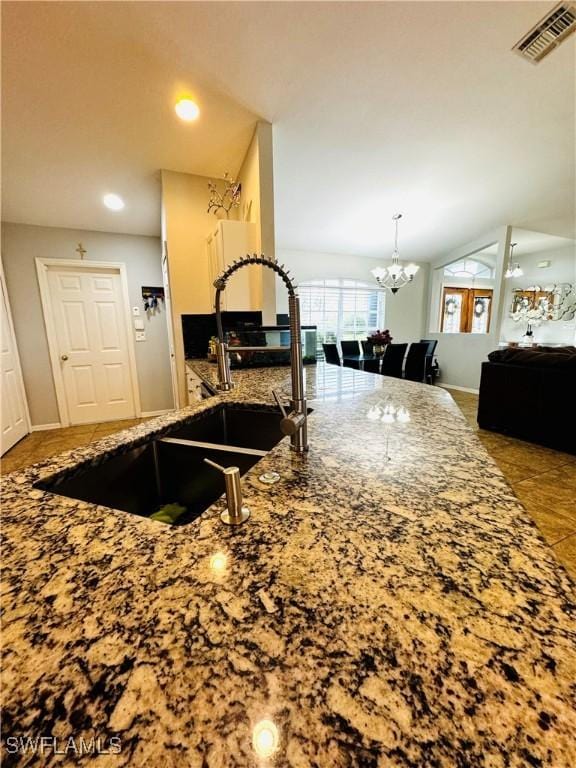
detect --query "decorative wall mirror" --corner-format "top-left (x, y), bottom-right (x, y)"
top-left (511, 288), bottom-right (554, 318)
top-left (509, 283), bottom-right (576, 329)
top-left (552, 283), bottom-right (576, 321)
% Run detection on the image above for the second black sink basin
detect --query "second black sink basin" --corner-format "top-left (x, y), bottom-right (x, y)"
top-left (168, 403), bottom-right (285, 451)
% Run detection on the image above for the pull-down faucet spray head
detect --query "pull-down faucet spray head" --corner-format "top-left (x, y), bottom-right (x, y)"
top-left (212, 254), bottom-right (309, 453)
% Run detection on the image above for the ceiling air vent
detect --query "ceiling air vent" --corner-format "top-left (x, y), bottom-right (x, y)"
top-left (513, 2), bottom-right (576, 63)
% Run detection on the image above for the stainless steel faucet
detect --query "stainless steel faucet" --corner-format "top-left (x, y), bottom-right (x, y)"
top-left (213, 254), bottom-right (309, 453)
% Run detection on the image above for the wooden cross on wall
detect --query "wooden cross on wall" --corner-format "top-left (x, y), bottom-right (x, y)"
top-left (76, 243), bottom-right (86, 260)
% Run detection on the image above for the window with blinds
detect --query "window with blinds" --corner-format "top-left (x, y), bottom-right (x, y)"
top-left (299, 279), bottom-right (385, 353)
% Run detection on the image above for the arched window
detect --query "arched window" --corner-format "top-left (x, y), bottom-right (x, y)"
top-left (443, 259), bottom-right (494, 279)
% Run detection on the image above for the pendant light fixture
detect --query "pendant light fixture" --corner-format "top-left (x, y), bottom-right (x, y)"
top-left (504, 242), bottom-right (523, 279)
top-left (371, 214), bottom-right (419, 294)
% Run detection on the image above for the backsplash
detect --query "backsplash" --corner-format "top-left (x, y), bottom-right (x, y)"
top-left (182, 311), bottom-right (263, 358)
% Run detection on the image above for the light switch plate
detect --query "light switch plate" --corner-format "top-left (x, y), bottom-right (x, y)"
top-left (134, 318), bottom-right (145, 330)
top-left (132, 306), bottom-right (140, 316)
top-left (135, 331), bottom-right (146, 342)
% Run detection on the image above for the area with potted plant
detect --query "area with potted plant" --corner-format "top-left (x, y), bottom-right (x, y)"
top-left (367, 329), bottom-right (393, 354)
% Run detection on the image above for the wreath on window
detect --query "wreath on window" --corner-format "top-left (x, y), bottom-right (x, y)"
top-left (445, 298), bottom-right (457, 315)
top-left (474, 299), bottom-right (486, 317)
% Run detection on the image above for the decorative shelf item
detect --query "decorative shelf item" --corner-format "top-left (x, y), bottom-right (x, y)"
top-left (142, 286), bottom-right (165, 312)
top-left (207, 173), bottom-right (241, 218)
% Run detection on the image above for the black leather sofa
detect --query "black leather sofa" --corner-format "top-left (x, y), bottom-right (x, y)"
top-left (478, 346), bottom-right (576, 454)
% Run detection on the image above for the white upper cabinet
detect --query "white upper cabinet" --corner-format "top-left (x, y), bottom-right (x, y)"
top-left (207, 221), bottom-right (260, 311)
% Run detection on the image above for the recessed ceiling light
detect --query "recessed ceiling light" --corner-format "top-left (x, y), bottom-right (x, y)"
top-left (175, 98), bottom-right (200, 122)
top-left (103, 193), bottom-right (125, 211)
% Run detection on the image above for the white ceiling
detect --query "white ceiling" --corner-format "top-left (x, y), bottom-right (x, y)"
top-left (509, 229), bottom-right (575, 256)
top-left (1, 2), bottom-right (259, 237)
top-left (2, 2), bottom-right (575, 261)
top-left (477, 229), bottom-right (575, 257)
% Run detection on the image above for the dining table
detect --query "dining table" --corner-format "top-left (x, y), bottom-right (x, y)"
top-left (342, 347), bottom-right (440, 385)
top-left (341, 353), bottom-right (382, 370)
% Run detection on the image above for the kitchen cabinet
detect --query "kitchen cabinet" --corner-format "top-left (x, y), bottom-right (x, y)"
top-left (207, 221), bottom-right (259, 311)
top-left (185, 364), bottom-right (203, 404)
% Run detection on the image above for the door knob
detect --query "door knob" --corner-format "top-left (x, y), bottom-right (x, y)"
top-left (61, 354), bottom-right (69, 361)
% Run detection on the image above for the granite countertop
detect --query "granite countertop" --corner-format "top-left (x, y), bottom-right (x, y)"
top-left (2, 362), bottom-right (575, 767)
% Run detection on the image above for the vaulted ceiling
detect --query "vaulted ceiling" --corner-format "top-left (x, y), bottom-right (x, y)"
top-left (2, 2), bottom-right (574, 261)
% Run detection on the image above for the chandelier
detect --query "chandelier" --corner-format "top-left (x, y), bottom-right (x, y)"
top-left (504, 242), bottom-right (523, 279)
top-left (371, 213), bottom-right (419, 294)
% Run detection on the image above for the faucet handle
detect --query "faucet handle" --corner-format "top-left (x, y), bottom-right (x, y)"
top-left (272, 389), bottom-right (288, 418)
top-left (272, 389), bottom-right (306, 438)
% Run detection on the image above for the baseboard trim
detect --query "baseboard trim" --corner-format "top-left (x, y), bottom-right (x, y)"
top-left (440, 384), bottom-right (479, 395)
top-left (140, 409), bottom-right (174, 418)
top-left (30, 411), bottom-right (172, 429)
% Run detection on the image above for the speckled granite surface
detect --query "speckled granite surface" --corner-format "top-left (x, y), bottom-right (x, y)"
top-left (2, 362), bottom-right (575, 767)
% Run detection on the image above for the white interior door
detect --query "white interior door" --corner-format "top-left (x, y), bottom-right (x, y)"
top-left (1, 264), bottom-right (29, 454)
top-left (44, 264), bottom-right (137, 425)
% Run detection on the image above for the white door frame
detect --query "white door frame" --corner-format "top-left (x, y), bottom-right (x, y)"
top-left (1, 257), bottom-right (31, 445)
top-left (35, 258), bottom-right (142, 427)
top-left (161, 241), bottom-right (180, 409)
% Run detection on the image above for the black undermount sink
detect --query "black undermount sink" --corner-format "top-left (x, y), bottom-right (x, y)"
top-left (36, 404), bottom-right (287, 526)
top-left (166, 403), bottom-right (285, 451)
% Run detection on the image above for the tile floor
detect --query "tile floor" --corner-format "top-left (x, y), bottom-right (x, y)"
top-left (1, 397), bottom-right (575, 581)
top-left (448, 389), bottom-right (575, 582)
top-left (0, 417), bottom-right (152, 475)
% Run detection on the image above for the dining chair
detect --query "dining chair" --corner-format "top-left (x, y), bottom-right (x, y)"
top-left (363, 358), bottom-right (380, 374)
top-left (322, 343), bottom-right (341, 366)
top-left (420, 339), bottom-right (438, 384)
top-left (420, 339), bottom-right (437, 357)
top-left (340, 340), bottom-right (361, 370)
top-left (380, 343), bottom-right (407, 378)
top-left (361, 340), bottom-right (374, 356)
top-left (404, 342), bottom-right (430, 383)
top-left (340, 340), bottom-right (360, 356)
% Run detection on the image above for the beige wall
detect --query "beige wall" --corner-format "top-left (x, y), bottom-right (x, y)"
top-left (162, 123), bottom-right (277, 404)
top-left (161, 170), bottom-right (216, 406)
top-left (237, 129), bottom-right (263, 311)
top-left (1, 222), bottom-right (173, 427)
top-left (237, 122), bottom-right (276, 323)
top-left (236, 129), bottom-right (259, 227)
top-left (276, 248), bottom-right (429, 342)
